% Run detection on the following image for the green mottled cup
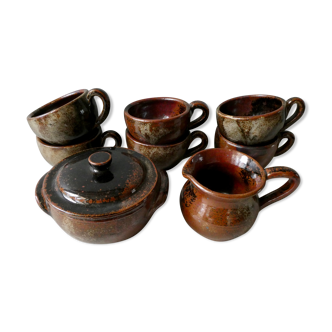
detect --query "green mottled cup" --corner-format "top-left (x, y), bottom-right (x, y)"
top-left (28, 88), bottom-right (110, 145)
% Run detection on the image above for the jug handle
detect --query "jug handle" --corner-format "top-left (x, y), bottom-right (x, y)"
top-left (35, 173), bottom-right (50, 215)
top-left (259, 167), bottom-right (300, 211)
top-left (188, 101), bottom-right (209, 130)
top-left (87, 88), bottom-right (111, 127)
top-left (283, 97), bottom-right (305, 131)
top-left (275, 131), bottom-right (295, 156)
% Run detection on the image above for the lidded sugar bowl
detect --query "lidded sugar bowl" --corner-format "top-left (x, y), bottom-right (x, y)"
top-left (35, 147), bottom-right (168, 243)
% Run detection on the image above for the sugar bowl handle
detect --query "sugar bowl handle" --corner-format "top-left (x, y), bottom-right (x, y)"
top-left (188, 101), bottom-right (209, 130)
top-left (35, 173), bottom-right (50, 215)
top-left (87, 88), bottom-right (111, 127)
top-left (259, 167), bottom-right (300, 211)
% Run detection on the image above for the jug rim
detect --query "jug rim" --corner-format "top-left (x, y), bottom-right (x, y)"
top-left (182, 148), bottom-right (267, 199)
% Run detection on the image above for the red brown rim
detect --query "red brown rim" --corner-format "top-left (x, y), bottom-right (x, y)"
top-left (124, 97), bottom-right (190, 123)
top-left (27, 89), bottom-right (87, 120)
top-left (215, 126), bottom-right (280, 150)
top-left (182, 148), bottom-right (267, 199)
top-left (36, 126), bottom-right (102, 148)
top-left (125, 129), bottom-right (191, 147)
top-left (216, 94), bottom-right (286, 121)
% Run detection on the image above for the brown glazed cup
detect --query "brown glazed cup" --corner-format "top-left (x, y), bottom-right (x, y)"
top-left (180, 148), bottom-right (300, 241)
top-left (216, 95), bottom-right (305, 145)
top-left (214, 127), bottom-right (295, 168)
top-left (37, 127), bottom-right (122, 166)
top-left (27, 88), bottom-right (111, 145)
top-left (124, 97), bottom-right (209, 145)
top-left (126, 129), bottom-right (208, 170)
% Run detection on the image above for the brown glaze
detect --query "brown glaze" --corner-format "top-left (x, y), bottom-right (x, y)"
top-left (35, 147), bottom-right (168, 244)
top-left (216, 95), bottom-right (305, 145)
top-left (180, 148), bottom-right (300, 241)
top-left (126, 129), bottom-right (208, 170)
top-left (125, 97), bottom-right (209, 145)
top-left (27, 88), bottom-right (110, 145)
top-left (214, 127), bottom-right (295, 168)
top-left (36, 127), bottom-right (122, 166)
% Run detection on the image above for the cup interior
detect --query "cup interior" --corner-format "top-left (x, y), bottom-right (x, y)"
top-left (127, 99), bottom-right (187, 120)
top-left (219, 96), bottom-right (283, 117)
top-left (186, 149), bottom-right (265, 195)
top-left (30, 91), bottom-right (84, 118)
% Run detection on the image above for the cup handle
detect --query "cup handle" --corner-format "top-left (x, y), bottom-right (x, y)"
top-left (87, 88), bottom-right (111, 126)
top-left (101, 130), bottom-right (122, 147)
top-left (283, 97), bottom-right (305, 131)
top-left (188, 100), bottom-right (209, 130)
top-left (183, 131), bottom-right (208, 159)
top-left (259, 167), bottom-right (300, 211)
top-left (275, 131), bottom-right (295, 156)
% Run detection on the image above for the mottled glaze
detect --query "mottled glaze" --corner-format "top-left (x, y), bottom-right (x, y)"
top-left (27, 88), bottom-right (110, 145)
top-left (125, 97), bottom-right (209, 145)
top-left (216, 95), bottom-right (305, 145)
top-left (180, 148), bottom-right (300, 241)
top-left (126, 129), bottom-right (208, 170)
top-left (35, 147), bottom-right (168, 244)
top-left (214, 127), bottom-right (295, 168)
top-left (37, 127), bottom-right (122, 166)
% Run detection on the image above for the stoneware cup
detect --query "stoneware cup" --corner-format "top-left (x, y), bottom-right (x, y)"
top-left (27, 88), bottom-right (111, 145)
top-left (180, 148), bottom-right (300, 241)
top-left (124, 97), bottom-right (209, 145)
top-left (214, 127), bottom-right (295, 168)
top-left (126, 129), bottom-right (208, 170)
top-left (216, 95), bottom-right (305, 145)
top-left (37, 127), bottom-right (122, 166)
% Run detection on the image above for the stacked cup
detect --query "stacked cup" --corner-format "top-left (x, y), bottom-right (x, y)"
top-left (124, 97), bottom-right (210, 170)
top-left (214, 95), bottom-right (305, 167)
top-left (27, 88), bottom-right (122, 166)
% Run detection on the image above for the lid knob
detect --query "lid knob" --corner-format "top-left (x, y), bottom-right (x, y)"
top-left (88, 151), bottom-right (112, 172)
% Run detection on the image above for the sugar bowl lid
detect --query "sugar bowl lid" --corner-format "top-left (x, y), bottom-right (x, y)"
top-left (42, 147), bottom-right (158, 217)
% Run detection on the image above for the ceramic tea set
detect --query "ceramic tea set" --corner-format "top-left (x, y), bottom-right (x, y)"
top-left (27, 89), bottom-right (305, 243)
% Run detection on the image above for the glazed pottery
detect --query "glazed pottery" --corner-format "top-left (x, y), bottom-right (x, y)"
top-left (216, 95), bottom-right (305, 145)
top-left (35, 147), bottom-right (168, 244)
top-left (27, 88), bottom-right (110, 145)
top-left (180, 148), bottom-right (300, 241)
top-left (37, 127), bottom-right (122, 166)
top-left (126, 129), bottom-right (208, 170)
top-left (214, 127), bottom-right (295, 168)
top-left (124, 97), bottom-right (209, 145)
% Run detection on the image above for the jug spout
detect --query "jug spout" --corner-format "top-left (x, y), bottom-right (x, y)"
top-left (180, 150), bottom-right (205, 184)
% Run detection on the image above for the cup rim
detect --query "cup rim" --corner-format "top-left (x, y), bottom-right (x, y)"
top-left (215, 126), bottom-right (280, 149)
top-left (216, 94), bottom-right (286, 121)
top-left (27, 89), bottom-right (87, 120)
top-left (37, 126), bottom-right (102, 149)
top-left (124, 97), bottom-right (190, 123)
top-left (182, 148), bottom-right (267, 199)
top-left (125, 128), bottom-right (191, 147)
